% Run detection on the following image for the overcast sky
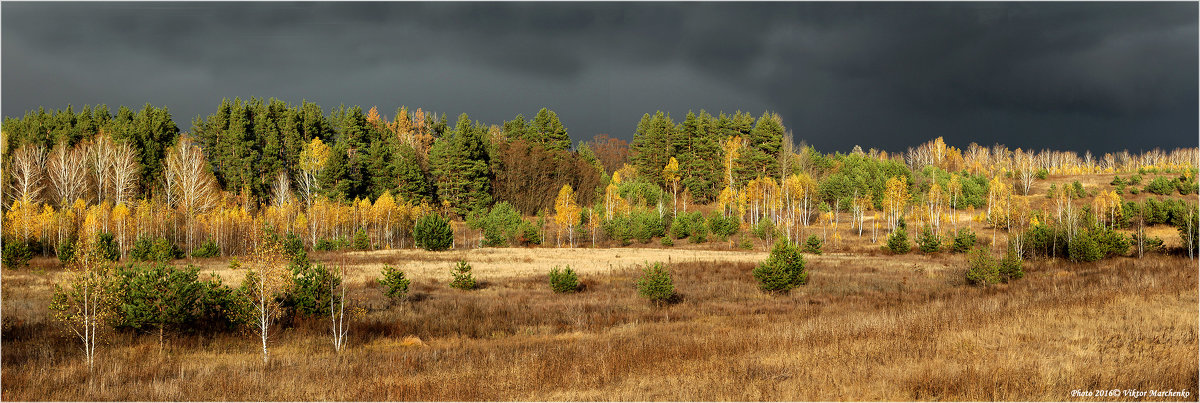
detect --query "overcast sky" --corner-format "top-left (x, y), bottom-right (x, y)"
top-left (3, 2), bottom-right (1196, 154)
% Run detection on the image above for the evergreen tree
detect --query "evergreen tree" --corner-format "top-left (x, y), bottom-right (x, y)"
top-left (675, 110), bottom-right (723, 202)
top-left (735, 112), bottom-right (784, 186)
top-left (630, 111), bottom-right (675, 185)
top-left (502, 114), bottom-right (528, 142)
top-left (430, 113), bottom-right (492, 216)
top-left (529, 108), bottom-right (570, 151)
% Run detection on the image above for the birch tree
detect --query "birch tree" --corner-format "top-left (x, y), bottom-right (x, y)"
top-left (166, 135), bottom-right (218, 254)
top-left (240, 242), bottom-right (291, 363)
top-left (50, 241), bottom-right (117, 372)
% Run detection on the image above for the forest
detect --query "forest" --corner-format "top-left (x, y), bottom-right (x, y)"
top-left (3, 98), bottom-right (1198, 262)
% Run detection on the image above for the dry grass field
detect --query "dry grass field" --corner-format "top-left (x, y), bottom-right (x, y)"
top-left (3, 247), bottom-right (1197, 400)
top-left (2, 172), bottom-right (1197, 401)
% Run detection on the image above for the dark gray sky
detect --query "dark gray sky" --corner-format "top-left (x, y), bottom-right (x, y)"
top-left (3, 2), bottom-right (1197, 154)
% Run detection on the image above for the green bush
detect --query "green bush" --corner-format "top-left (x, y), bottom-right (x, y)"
top-left (287, 263), bottom-right (340, 317)
top-left (57, 237), bottom-right (76, 264)
top-left (999, 247), bottom-right (1024, 282)
top-left (1128, 174), bottom-right (1142, 185)
top-left (352, 228), bottom-right (371, 250)
top-left (1035, 169), bottom-right (1048, 180)
top-left (739, 237), bottom-right (754, 250)
top-left (660, 237), bottom-right (674, 247)
top-left (708, 214), bottom-right (740, 239)
top-left (1144, 176), bottom-right (1178, 195)
top-left (1093, 227), bottom-right (1130, 258)
top-left (689, 220), bottom-right (709, 243)
top-left (469, 202), bottom-right (540, 247)
top-left (449, 260), bottom-right (477, 290)
top-left (753, 241), bottom-right (809, 293)
top-left (1070, 181), bottom-right (1086, 199)
top-left (636, 262), bottom-right (675, 305)
top-left (671, 211), bottom-right (706, 240)
top-left (803, 234), bottom-right (823, 254)
top-left (95, 233), bottom-right (120, 262)
top-left (1110, 176), bottom-right (1125, 186)
top-left (950, 228), bottom-right (977, 254)
top-left (965, 247), bottom-right (1000, 286)
top-left (917, 225), bottom-right (942, 253)
top-left (130, 236), bottom-right (183, 262)
top-left (111, 263), bottom-right (205, 332)
top-left (192, 239), bottom-right (221, 258)
top-left (752, 220), bottom-right (778, 241)
top-left (1068, 232), bottom-right (1103, 262)
top-left (415, 214), bottom-right (454, 251)
top-left (630, 209), bottom-right (666, 244)
top-left (603, 214), bottom-right (633, 246)
top-left (548, 265), bottom-right (580, 293)
top-left (885, 228), bottom-right (911, 254)
top-left (377, 265), bottom-right (411, 300)
top-left (3, 239), bottom-right (33, 269)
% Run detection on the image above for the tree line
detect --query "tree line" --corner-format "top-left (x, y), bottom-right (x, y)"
top-left (3, 100), bottom-right (1198, 263)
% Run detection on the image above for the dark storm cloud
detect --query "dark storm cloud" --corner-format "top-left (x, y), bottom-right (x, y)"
top-left (3, 2), bottom-right (1195, 154)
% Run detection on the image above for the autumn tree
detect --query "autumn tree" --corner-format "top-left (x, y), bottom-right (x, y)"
top-left (663, 157), bottom-right (680, 216)
top-left (166, 135), bottom-right (218, 254)
top-left (882, 176), bottom-right (909, 232)
top-left (7, 144), bottom-right (46, 241)
top-left (46, 143), bottom-right (88, 209)
top-left (110, 142), bottom-right (140, 205)
top-left (240, 241), bottom-right (291, 363)
top-left (49, 240), bottom-right (118, 372)
top-left (554, 184), bottom-right (581, 247)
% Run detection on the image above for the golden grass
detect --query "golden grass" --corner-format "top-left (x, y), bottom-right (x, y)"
top-left (3, 249), bottom-right (1195, 401)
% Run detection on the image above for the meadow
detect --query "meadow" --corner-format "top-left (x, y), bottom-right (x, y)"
top-left (3, 223), bottom-right (1196, 400)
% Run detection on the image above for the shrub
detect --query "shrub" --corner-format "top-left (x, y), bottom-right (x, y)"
top-left (999, 247), bottom-right (1024, 282)
top-left (753, 241), bottom-right (809, 293)
top-left (803, 235), bottom-right (823, 254)
top-left (1110, 176), bottom-right (1125, 186)
top-left (752, 220), bottom-right (777, 241)
top-left (192, 239), bottom-right (221, 258)
top-left (95, 233), bottom-right (120, 262)
top-left (1177, 175), bottom-right (1198, 195)
top-left (449, 260), bottom-right (476, 290)
top-left (3, 239), bottom-right (33, 269)
top-left (1070, 181), bottom-right (1086, 199)
top-left (1068, 232), bottom-right (1103, 262)
top-left (670, 212), bottom-right (704, 239)
top-left (917, 225), bottom-right (942, 253)
top-left (470, 202), bottom-right (539, 247)
top-left (708, 214), bottom-right (740, 239)
top-left (111, 263), bottom-right (206, 332)
top-left (377, 265), bottom-right (411, 300)
top-left (548, 265), bottom-right (580, 293)
top-left (635, 262), bottom-right (675, 306)
top-left (689, 220), bottom-right (709, 243)
top-left (57, 237), bottom-right (76, 264)
top-left (1093, 227), bottom-right (1130, 258)
top-left (965, 247), bottom-right (1000, 286)
top-left (352, 228), bottom-right (371, 250)
top-left (885, 228), bottom-right (911, 254)
top-left (739, 237), bottom-right (754, 250)
top-left (288, 263), bottom-right (340, 317)
top-left (660, 237), bottom-right (674, 247)
top-left (281, 233), bottom-right (305, 258)
top-left (130, 236), bottom-right (183, 262)
top-left (1035, 169), bottom-right (1048, 180)
top-left (1144, 176), bottom-right (1178, 195)
top-left (1129, 187), bottom-right (1139, 195)
top-left (950, 228), bottom-right (977, 254)
top-left (1128, 174), bottom-right (1142, 185)
top-left (414, 214), bottom-right (454, 251)
top-left (630, 209), bottom-right (666, 244)
top-left (603, 214), bottom-right (633, 246)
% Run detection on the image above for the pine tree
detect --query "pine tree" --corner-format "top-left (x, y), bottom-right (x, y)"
top-left (630, 111), bottom-right (675, 185)
top-left (529, 108), bottom-right (570, 151)
top-left (429, 113), bottom-right (492, 216)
